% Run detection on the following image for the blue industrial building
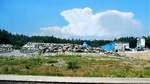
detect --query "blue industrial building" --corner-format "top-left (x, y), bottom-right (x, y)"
top-left (100, 42), bottom-right (115, 52)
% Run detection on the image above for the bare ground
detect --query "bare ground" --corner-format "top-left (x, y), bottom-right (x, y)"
top-left (119, 50), bottom-right (150, 60)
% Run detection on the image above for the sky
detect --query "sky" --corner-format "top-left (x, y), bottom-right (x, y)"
top-left (0, 0), bottom-right (149, 40)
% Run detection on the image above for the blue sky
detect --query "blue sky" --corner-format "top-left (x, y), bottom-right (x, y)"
top-left (0, 0), bottom-right (149, 39)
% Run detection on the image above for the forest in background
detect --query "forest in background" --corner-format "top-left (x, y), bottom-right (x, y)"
top-left (0, 29), bottom-right (150, 49)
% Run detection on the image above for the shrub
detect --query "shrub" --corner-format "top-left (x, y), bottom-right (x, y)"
top-left (67, 60), bottom-right (80, 70)
top-left (0, 65), bottom-right (20, 74)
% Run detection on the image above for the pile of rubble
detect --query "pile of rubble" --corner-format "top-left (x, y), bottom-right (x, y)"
top-left (21, 42), bottom-right (102, 53)
top-left (0, 44), bottom-right (13, 53)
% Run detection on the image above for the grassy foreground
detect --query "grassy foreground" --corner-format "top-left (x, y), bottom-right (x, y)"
top-left (0, 54), bottom-right (150, 77)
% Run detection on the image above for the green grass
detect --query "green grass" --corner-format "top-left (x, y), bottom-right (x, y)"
top-left (0, 54), bottom-right (150, 77)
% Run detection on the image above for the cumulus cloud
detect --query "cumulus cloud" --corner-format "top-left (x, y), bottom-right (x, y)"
top-left (35, 7), bottom-right (142, 39)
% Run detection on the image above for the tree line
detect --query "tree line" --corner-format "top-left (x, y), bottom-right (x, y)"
top-left (0, 29), bottom-right (111, 49)
top-left (0, 29), bottom-right (150, 49)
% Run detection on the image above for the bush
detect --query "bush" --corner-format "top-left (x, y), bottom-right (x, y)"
top-left (0, 65), bottom-right (20, 74)
top-left (67, 60), bottom-right (80, 70)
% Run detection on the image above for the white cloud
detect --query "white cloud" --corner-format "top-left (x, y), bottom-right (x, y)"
top-left (35, 7), bottom-right (142, 40)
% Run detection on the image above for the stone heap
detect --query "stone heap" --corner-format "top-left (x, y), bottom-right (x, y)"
top-left (0, 44), bottom-right (13, 53)
top-left (22, 42), bottom-right (102, 53)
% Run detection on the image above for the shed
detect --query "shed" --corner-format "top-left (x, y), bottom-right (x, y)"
top-left (100, 42), bottom-right (130, 52)
top-left (100, 42), bottom-right (115, 52)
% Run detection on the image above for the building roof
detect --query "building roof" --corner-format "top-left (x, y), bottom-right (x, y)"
top-left (100, 42), bottom-right (115, 51)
